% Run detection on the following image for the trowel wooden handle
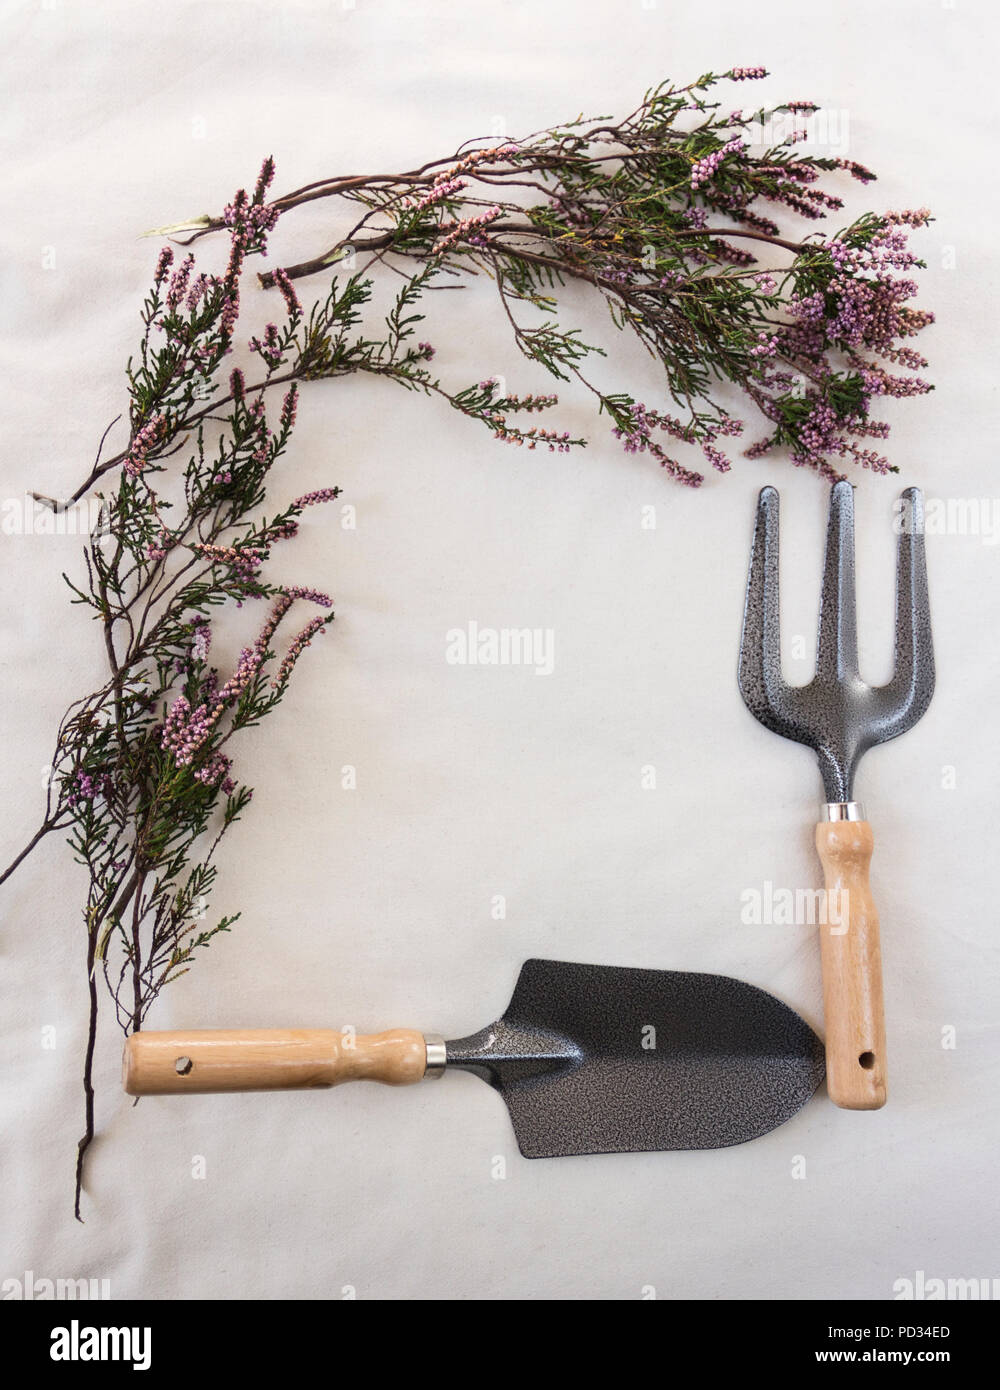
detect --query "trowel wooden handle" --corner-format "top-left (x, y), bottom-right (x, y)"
top-left (814, 820), bottom-right (887, 1110)
top-left (123, 1028), bottom-right (428, 1095)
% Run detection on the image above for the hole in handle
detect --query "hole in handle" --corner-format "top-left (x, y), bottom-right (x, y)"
top-left (858, 1051), bottom-right (876, 1070)
top-left (175, 1056), bottom-right (193, 1076)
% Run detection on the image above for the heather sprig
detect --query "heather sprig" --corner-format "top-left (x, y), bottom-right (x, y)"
top-left (162, 67), bottom-right (932, 486)
top-left (2, 162), bottom-right (344, 1218)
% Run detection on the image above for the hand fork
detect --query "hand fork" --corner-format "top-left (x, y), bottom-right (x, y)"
top-left (738, 481), bottom-right (934, 1109)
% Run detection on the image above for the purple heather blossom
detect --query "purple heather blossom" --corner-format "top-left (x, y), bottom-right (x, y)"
top-left (154, 247), bottom-right (174, 286)
top-left (193, 751), bottom-right (232, 788)
top-left (885, 208), bottom-right (932, 228)
top-left (293, 487), bottom-right (341, 508)
top-left (731, 66), bottom-right (767, 80)
top-left (279, 384), bottom-right (298, 432)
top-left (66, 769), bottom-right (113, 808)
top-left (750, 332), bottom-right (779, 359)
top-left (407, 177), bottom-right (468, 212)
top-left (192, 542), bottom-right (266, 585)
top-left (161, 596), bottom-right (296, 773)
top-left (833, 157), bottom-right (876, 184)
top-left (432, 205), bottom-right (502, 255)
top-left (691, 138), bottom-right (745, 189)
top-left (272, 616), bottom-right (327, 689)
top-left (272, 267), bottom-right (301, 317)
top-left (611, 403), bottom-right (704, 487)
top-left (186, 273), bottom-right (210, 314)
top-left (249, 322), bottom-right (283, 368)
top-left (166, 254), bottom-right (195, 312)
top-left (191, 616), bottom-right (212, 663)
top-left (279, 585), bottom-right (333, 608)
top-left (161, 694), bottom-right (215, 767)
top-left (124, 415), bottom-right (166, 478)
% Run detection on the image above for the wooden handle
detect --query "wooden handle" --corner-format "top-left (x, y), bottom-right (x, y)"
top-left (122, 1028), bottom-right (428, 1095)
top-left (814, 820), bottom-right (887, 1110)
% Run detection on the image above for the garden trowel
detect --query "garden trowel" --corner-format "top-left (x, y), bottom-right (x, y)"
top-left (124, 958), bottom-right (825, 1155)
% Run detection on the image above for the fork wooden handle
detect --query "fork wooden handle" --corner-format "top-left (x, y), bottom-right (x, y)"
top-left (814, 820), bottom-right (887, 1110)
top-left (122, 1028), bottom-right (428, 1095)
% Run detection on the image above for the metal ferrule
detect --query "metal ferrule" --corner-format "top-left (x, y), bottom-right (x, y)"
top-left (822, 801), bottom-right (866, 822)
top-left (422, 1034), bottom-right (447, 1078)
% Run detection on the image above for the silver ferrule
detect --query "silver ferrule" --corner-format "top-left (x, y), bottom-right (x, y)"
top-left (423, 1034), bottom-right (447, 1078)
top-left (822, 801), bottom-right (866, 822)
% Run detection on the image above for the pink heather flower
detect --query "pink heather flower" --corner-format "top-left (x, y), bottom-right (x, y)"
top-left (279, 585), bottom-right (333, 608)
top-left (785, 100), bottom-right (819, 113)
top-left (185, 273), bottom-right (210, 314)
top-left (432, 205), bottom-right (503, 255)
top-left (273, 267), bottom-right (301, 317)
top-left (166, 254), bottom-right (195, 311)
top-left (406, 177), bottom-right (467, 212)
top-left (611, 402), bottom-right (705, 487)
top-left (691, 138), bottom-right (744, 189)
top-left (749, 332), bottom-right (779, 359)
top-left (454, 143), bottom-right (519, 171)
top-left (154, 247), bottom-right (174, 286)
top-left (66, 768), bottom-right (114, 808)
top-left (192, 542), bottom-right (266, 584)
top-left (124, 415), bottom-right (167, 478)
top-left (254, 156), bottom-right (276, 203)
top-left (279, 384), bottom-right (298, 432)
top-left (506, 392), bottom-right (557, 412)
top-left (731, 66), bottom-right (767, 80)
top-left (833, 157), bottom-right (876, 184)
top-left (219, 294), bottom-right (240, 339)
top-left (249, 322), bottom-right (283, 368)
top-left (191, 616), bottom-right (212, 663)
top-left (293, 487), bottom-right (341, 508)
top-left (193, 751), bottom-right (232, 788)
top-left (272, 616), bottom-right (327, 689)
top-left (161, 694), bottom-right (214, 767)
top-left (162, 596), bottom-right (298, 771)
top-left (885, 208), bottom-right (932, 227)
top-left (701, 442), bottom-right (732, 473)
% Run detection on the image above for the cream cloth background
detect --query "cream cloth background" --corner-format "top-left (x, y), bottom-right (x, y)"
top-left (1, 0), bottom-right (997, 1301)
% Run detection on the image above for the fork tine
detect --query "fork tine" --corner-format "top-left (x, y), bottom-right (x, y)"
top-left (738, 486), bottom-right (783, 716)
top-left (875, 486), bottom-right (935, 733)
top-left (737, 484), bottom-right (814, 744)
top-left (815, 480), bottom-right (859, 681)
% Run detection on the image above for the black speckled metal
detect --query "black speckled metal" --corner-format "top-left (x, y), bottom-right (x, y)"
top-left (445, 959), bottom-right (825, 1156)
top-left (738, 482), bottom-right (934, 802)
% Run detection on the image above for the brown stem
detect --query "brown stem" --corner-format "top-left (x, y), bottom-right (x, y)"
top-left (75, 926), bottom-right (99, 1222)
top-left (130, 871), bottom-right (148, 1033)
top-left (34, 368), bottom-right (301, 511)
top-left (261, 218), bottom-right (810, 288)
top-left (0, 818), bottom-right (59, 888)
